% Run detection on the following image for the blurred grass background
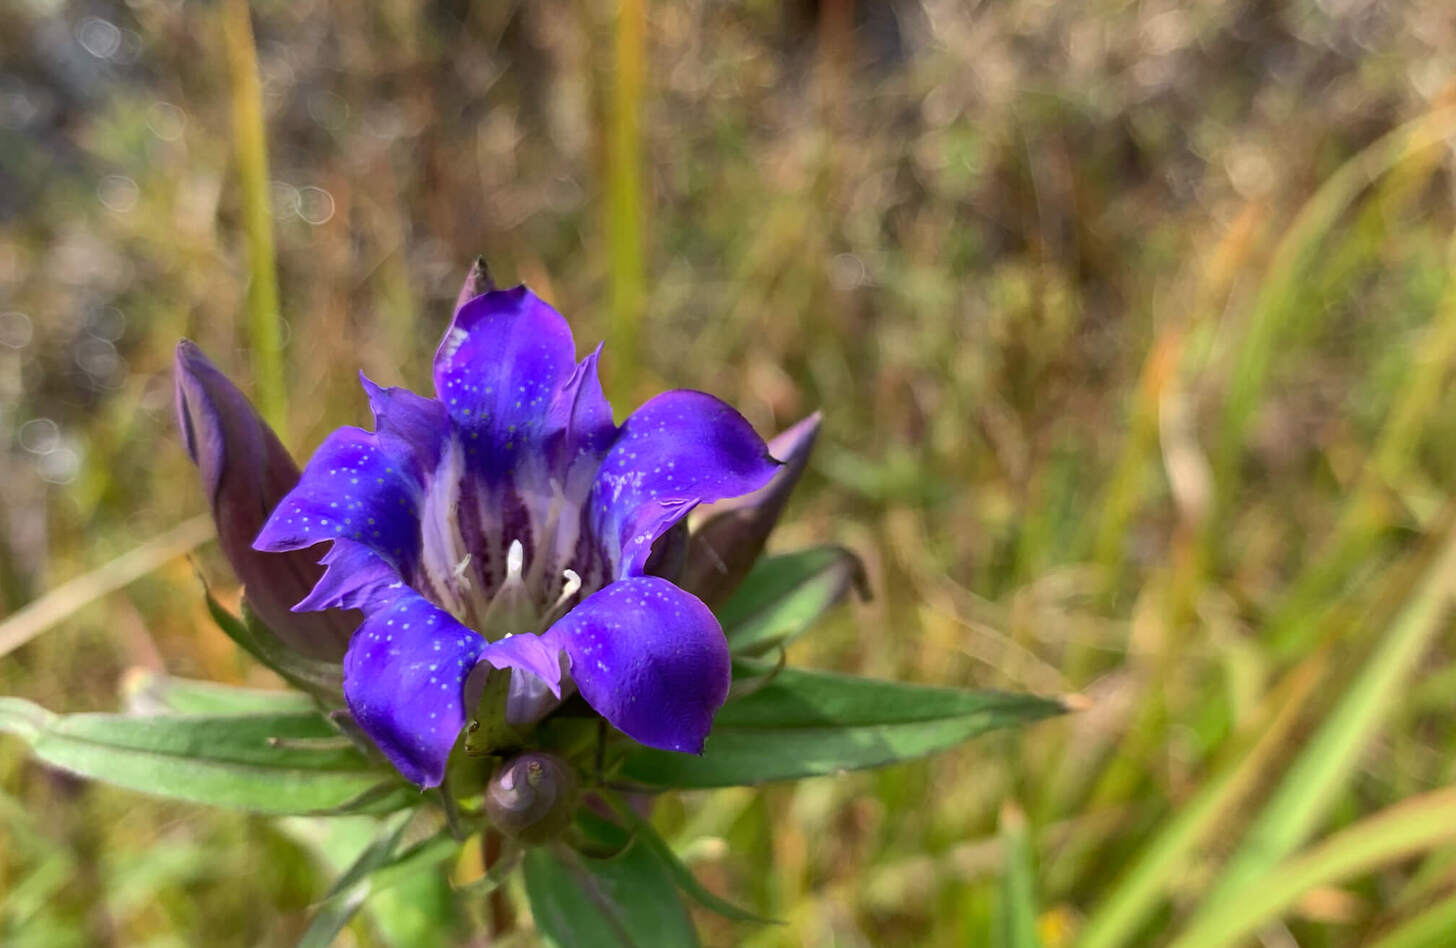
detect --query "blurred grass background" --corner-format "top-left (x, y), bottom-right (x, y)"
top-left (4, 0), bottom-right (1456, 945)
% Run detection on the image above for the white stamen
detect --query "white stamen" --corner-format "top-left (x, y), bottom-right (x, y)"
top-left (541, 569), bottom-right (583, 628)
top-left (453, 553), bottom-right (473, 584)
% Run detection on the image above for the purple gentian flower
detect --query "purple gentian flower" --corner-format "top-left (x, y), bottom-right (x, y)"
top-left (254, 285), bottom-right (779, 787)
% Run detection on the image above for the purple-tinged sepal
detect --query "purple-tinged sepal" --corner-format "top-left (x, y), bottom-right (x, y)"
top-left (679, 411), bottom-right (822, 606)
top-left (174, 341), bottom-right (357, 661)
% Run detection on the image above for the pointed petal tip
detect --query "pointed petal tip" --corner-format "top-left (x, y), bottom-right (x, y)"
top-left (674, 410), bottom-right (824, 605)
top-left (767, 410), bottom-right (822, 466)
top-left (453, 256), bottom-right (498, 313)
top-left (174, 337), bottom-right (201, 363)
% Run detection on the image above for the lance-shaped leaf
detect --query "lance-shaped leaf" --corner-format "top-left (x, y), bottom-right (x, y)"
top-left (282, 815), bottom-right (462, 948)
top-left (204, 590), bottom-right (345, 704)
top-left (679, 412), bottom-right (821, 607)
top-left (524, 814), bottom-right (699, 948)
top-left (718, 545), bottom-right (868, 656)
top-left (617, 664), bottom-right (1065, 789)
top-left (297, 812), bottom-right (416, 948)
top-left (603, 793), bottom-right (775, 925)
top-left (0, 697), bottom-right (406, 815)
top-left (123, 669), bottom-right (317, 716)
top-left (175, 340), bottom-right (357, 660)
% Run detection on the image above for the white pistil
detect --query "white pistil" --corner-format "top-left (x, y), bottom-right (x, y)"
top-left (477, 539), bottom-right (534, 641)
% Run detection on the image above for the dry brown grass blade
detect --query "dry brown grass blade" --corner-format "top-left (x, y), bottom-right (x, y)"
top-left (0, 515), bottom-right (215, 659)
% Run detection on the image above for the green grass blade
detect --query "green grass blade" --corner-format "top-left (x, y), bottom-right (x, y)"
top-left (1263, 230), bottom-right (1456, 658)
top-left (995, 801), bottom-right (1042, 948)
top-left (1180, 516), bottom-right (1456, 927)
top-left (1368, 891), bottom-right (1456, 948)
top-left (1168, 786), bottom-right (1456, 948)
top-left (1205, 105), bottom-right (1456, 565)
top-left (1074, 655), bottom-right (1326, 948)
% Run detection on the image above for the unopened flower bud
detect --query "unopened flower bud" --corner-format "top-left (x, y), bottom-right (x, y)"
top-left (679, 411), bottom-right (821, 607)
top-left (485, 752), bottom-right (577, 844)
top-left (174, 341), bottom-right (356, 660)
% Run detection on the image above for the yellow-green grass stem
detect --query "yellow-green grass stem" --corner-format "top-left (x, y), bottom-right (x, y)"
top-left (221, 0), bottom-right (287, 440)
top-left (605, 0), bottom-right (645, 394)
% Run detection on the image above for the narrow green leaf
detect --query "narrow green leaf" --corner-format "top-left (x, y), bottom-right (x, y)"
top-left (718, 546), bottom-right (866, 656)
top-left (449, 850), bottom-right (519, 898)
top-left (310, 781), bottom-right (420, 817)
top-left (204, 592), bottom-right (344, 702)
top-left (366, 832), bottom-right (461, 893)
top-left (1368, 891), bottom-right (1456, 948)
top-left (296, 883), bottom-right (369, 948)
top-left (123, 670), bottom-right (317, 715)
top-left (0, 697), bottom-right (399, 815)
top-left (318, 812), bottom-right (414, 904)
top-left (524, 816), bottom-right (698, 948)
top-left (281, 815), bottom-right (457, 948)
top-left (1169, 786), bottom-right (1456, 948)
top-left (995, 802), bottom-right (1042, 948)
top-left (605, 794), bottom-right (776, 925)
top-left (620, 664), bottom-right (1064, 788)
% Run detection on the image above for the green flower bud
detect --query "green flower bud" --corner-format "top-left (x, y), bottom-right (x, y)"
top-left (484, 752), bottom-right (577, 844)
